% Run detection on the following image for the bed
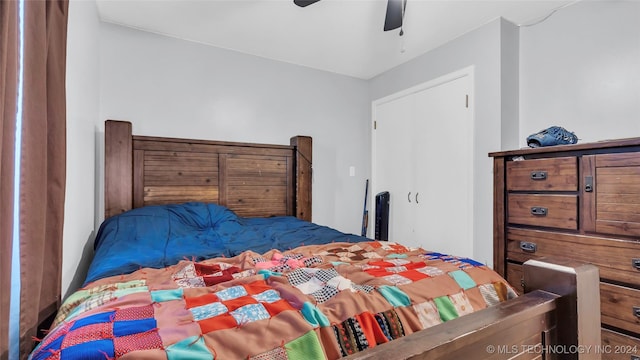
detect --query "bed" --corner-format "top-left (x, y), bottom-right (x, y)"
top-left (30, 120), bottom-right (601, 360)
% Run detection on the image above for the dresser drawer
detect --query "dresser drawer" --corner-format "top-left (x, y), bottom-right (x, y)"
top-left (506, 263), bottom-right (524, 295)
top-left (508, 194), bottom-right (578, 230)
top-left (602, 328), bottom-right (640, 359)
top-left (506, 157), bottom-right (578, 191)
top-left (601, 283), bottom-right (640, 335)
top-left (507, 228), bottom-right (640, 285)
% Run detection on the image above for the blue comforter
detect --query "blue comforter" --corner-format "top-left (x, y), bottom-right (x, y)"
top-left (85, 202), bottom-right (369, 284)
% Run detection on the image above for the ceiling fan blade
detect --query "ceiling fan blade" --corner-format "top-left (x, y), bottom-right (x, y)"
top-left (294, 0), bottom-right (321, 7)
top-left (384, 0), bottom-right (406, 31)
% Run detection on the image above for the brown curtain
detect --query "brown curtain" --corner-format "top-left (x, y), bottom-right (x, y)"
top-left (1, 1), bottom-right (19, 359)
top-left (0, 0), bottom-right (68, 359)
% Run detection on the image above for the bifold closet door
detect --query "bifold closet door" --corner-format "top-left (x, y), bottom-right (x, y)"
top-left (373, 94), bottom-right (415, 243)
top-left (412, 75), bottom-right (473, 258)
top-left (373, 74), bottom-right (473, 257)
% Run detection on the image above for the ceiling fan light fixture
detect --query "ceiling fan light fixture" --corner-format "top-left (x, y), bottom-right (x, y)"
top-left (293, 0), bottom-right (407, 35)
top-left (384, 0), bottom-right (406, 32)
top-left (294, 0), bottom-right (322, 7)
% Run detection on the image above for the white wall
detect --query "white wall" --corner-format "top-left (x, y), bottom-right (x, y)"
top-left (520, 0), bottom-right (640, 144)
top-left (369, 18), bottom-right (519, 267)
top-left (98, 23), bottom-right (371, 236)
top-left (63, 0), bottom-right (100, 297)
top-left (501, 19), bottom-right (520, 151)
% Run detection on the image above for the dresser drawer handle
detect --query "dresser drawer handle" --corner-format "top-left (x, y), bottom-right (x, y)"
top-left (530, 207), bottom-right (548, 216)
top-left (520, 242), bottom-right (537, 253)
top-left (634, 306), bottom-right (640, 319)
top-left (633, 258), bottom-right (640, 270)
top-left (530, 171), bottom-right (547, 180)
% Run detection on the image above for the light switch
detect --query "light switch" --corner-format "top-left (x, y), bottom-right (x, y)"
top-left (349, 166), bottom-right (355, 177)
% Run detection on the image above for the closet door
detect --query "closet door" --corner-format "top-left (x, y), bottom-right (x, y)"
top-left (412, 75), bottom-right (473, 257)
top-left (373, 94), bottom-right (415, 243)
top-left (373, 72), bottom-right (473, 256)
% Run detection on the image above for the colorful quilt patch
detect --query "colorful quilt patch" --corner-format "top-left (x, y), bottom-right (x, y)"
top-left (378, 242), bottom-right (414, 253)
top-left (216, 285), bottom-right (248, 300)
top-left (385, 266), bottom-right (408, 273)
top-left (300, 302), bottom-right (330, 327)
top-left (448, 270), bottom-right (477, 290)
top-left (151, 288), bottom-right (184, 303)
top-left (166, 335), bottom-right (214, 360)
top-left (382, 274), bottom-right (413, 286)
top-left (230, 303), bottom-right (271, 324)
top-left (184, 280), bottom-right (296, 333)
top-left (113, 330), bottom-right (163, 357)
top-left (495, 281), bottom-right (518, 301)
top-left (433, 296), bottom-right (458, 322)
top-left (385, 253), bottom-right (408, 259)
top-left (309, 286), bottom-right (340, 303)
top-left (190, 302), bottom-right (229, 321)
top-left (113, 318), bottom-right (156, 337)
top-left (61, 322), bottom-right (113, 348)
top-left (249, 346), bottom-right (289, 360)
top-left (252, 289), bottom-right (280, 303)
top-left (172, 262), bottom-right (248, 288)
top-left (254, 252), bottom-right (324, 273)
top-left (449, 292), bottom-right (474, 316)
top-left (333, 317), bottom-right (370, 356)
top-left (286, 268), bottom-right (373, 304)
top-left (53, 280), bottom-right (147, 325)
top-left (58, 339), bottom-right (114, 360)
top-left (32, 305), bottom-right (161, 360)
top-left (421, 252), bottom-right (484, 269)
top-left (377, 286), bottom-right (411, 307)
top-left (365, 260), bottom-right (434, 285)
top-left (415, 266), bottom-right (445, 277)
top-left (286, 268), bottom-right (314, 287)
top-left (319, 244), bottom-right (382, 262)
top-left (413, 300), bottom-right (442, 329)
top-left (375, 309), bottom-right (405, 341)
top-left (285, 331), bottom-right (325, 359)
top-left (479, 283), bottom-right (501, 306)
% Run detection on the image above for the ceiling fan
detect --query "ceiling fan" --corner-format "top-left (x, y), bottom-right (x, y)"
top-left (294, 0), bottom-right (407, 33)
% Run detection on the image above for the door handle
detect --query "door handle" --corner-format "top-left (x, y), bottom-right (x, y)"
top-left (407, 192), bottom-right (411, 203)
top-left (415, 192), bottom-right (419, 204)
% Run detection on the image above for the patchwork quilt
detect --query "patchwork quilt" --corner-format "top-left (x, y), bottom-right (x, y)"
top-left (30, 241), bottom-right (517, 359)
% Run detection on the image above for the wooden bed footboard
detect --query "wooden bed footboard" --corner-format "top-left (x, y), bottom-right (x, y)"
top-left (347, 258), bottom-right (601, 360)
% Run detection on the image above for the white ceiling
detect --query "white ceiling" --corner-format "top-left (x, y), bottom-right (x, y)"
top-left (96, 0), bottom-right (577, 79)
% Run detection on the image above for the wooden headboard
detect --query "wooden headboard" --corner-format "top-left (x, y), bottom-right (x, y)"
top-left (104, 120), bottom-right (312, 220)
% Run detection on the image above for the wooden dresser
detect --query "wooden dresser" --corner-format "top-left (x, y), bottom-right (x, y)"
top-left (490, 138), bottom-right (640, 352)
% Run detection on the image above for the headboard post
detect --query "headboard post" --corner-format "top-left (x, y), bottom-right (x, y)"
top-left (105, 120), bottom-right (133, 218)
top-left (291, 136), bottom-right (312, 221)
